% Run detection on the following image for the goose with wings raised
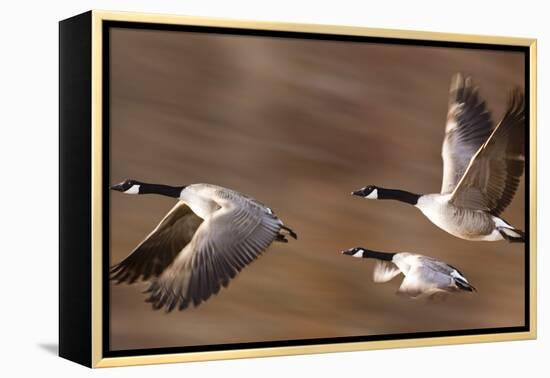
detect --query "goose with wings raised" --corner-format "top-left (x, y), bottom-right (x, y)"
top-left (342, 247), bottom-right (476, 298)
top-left (352, 73), bottom-right (525, 242)
top-left (110, 179), bottom-right (297, 312)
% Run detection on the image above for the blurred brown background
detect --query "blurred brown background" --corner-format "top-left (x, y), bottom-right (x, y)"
top-left (108, 27), bottom-right (525, 351)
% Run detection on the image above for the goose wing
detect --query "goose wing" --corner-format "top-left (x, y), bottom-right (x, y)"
top-left (449, 88), bottom-right (525, 215)
top-left (373, 261), bottom-right (402, 283)
top-left (441, 73), bottom-right (494, 194)
top-left (145, 196), bottom-right (287, 311)
top-left (397, 265), bottom-right (453, 297)
top-left (110, 202), bottom-right (203, 284)
top-left (397, 256), bottom-right (474, 296)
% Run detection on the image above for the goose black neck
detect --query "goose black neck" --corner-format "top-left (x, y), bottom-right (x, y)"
top-left (378, 187), bottom-right (420, 205)
top-left (363, 250), bottom-right (396, 261)
top-left (140, 183), bottom-right (185, 198)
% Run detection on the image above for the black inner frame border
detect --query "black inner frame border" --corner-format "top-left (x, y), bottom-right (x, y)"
top-left (101, 20), bottom-right (531, 359)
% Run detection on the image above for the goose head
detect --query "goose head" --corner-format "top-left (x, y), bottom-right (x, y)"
top-left (110, 179), bottom-right (186, 198)
top-left (352, 185), bottom-right (378, 199)
top-left (342, 247), bottom-right (396, 262)
top-left (110, 179), bottom-right (143, 194)
top-left (341, 247), bottom-right (366, 258)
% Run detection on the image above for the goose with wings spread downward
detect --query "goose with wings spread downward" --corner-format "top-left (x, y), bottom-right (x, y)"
top-left (352, 73), bottom-right (525, 242)
top-left (342, 247), bottom-right (476, 298)
top-left (109, 180), bottom-right (297, 312)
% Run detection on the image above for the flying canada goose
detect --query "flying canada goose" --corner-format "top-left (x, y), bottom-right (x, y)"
top-left (352, 73), bottom-right (525, 242)
top-left (109, 179), bottom-right (297, 312)
top-left (341, 247), bottom-right (476, 298)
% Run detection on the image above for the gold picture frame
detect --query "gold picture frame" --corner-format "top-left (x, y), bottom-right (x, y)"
top-left (59, 10), bottom-right (537, 368)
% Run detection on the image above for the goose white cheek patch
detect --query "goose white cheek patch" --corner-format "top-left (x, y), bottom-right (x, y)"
top-left (124, 184), bottom-right (140, 194)
top-left (366, 189), bottom-right (378, 199)
top-left (353, 250), bottom-right (364, 258)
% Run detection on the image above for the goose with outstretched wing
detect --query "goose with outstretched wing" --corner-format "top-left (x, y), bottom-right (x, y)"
top-left (110, 179), bottom-right (297, 312)
top-left (342, 247), bottom-right (476, 298)
top-left (352, 73), bottom-right (525, 242)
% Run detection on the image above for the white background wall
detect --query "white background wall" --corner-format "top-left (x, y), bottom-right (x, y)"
top-left (1, 0), bottom-right (547, 376)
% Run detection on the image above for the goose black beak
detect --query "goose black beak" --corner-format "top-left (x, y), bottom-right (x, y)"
top-left (110, 183), bottom-right (125, 192)
top-left (351, 189), bottom-right (365, 197)
top-left (341, 248), bottom-right (355, 255)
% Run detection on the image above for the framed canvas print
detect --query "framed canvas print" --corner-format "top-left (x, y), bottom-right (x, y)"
top-left (59, 10), bottom-right (537, 368)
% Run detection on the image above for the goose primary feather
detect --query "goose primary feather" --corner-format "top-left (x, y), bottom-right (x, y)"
top-left (110, 179), bottom-right (297, 312)
top-left (352, 73), bottom-right (525, 242)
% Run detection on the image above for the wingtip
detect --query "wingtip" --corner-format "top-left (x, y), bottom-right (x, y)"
top-left (464, 75), bottom-right (473, 89)
top-left (507, 86), bottom-right (525, 114)
top-left (448, 72), bottom-right (482, 109)
top-left (450, 72), bottom-right (465, 92)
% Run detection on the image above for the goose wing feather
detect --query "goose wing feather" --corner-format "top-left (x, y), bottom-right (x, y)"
top-left (373, 261), bottom-right (402, 283)
top-left (449, 88), bottom-right (525, 215)
top-left (110, 202), bottom-right (203, 284)
top-left (145, 194), bottom-right (285, 311)
top-left (441, 73), bottom-right (494, 194)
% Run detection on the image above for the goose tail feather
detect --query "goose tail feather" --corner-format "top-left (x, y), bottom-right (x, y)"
top-left (498, 227), bottom-right (525, 243)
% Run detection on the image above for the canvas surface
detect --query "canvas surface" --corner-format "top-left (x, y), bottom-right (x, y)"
top-left (108, 27), bottom-right (525, 350)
